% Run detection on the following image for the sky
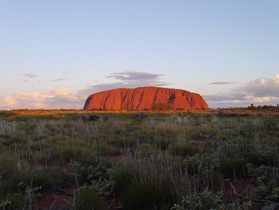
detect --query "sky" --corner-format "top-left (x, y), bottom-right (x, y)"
top-left (0, 0), bottom-right (278, 109)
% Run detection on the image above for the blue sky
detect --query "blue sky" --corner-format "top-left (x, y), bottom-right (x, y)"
top-left (0, 0), bottom-right (278, 109)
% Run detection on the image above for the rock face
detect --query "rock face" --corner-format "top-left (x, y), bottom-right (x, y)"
top-left (83, 86), bottom-right (208, 110)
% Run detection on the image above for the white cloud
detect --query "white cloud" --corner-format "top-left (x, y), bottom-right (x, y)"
top-left (209, 81), bottom-right (238, 85)
top-left (0, 88), bottom-right (83, 110)
top-left (5, 72), bottom-right (278, 109)
top-left (48, 78), bottom-right (70, 82)
top-left (251, 96), bottom-right (274, 103)
top-left (78, 70), bottom-right (171, 98)
top-left (22, 73), bottom-right (37, 79)
top-left (241, 74), bottom-right (279, 97)
top-left (107, 71), bottom-right (165, 82)
top-left (3, 96), bottom-right (18, 107)
top-left (0, 70), bottom-right (171, 110)
top-left (206, 74), bottom-right (279, 108)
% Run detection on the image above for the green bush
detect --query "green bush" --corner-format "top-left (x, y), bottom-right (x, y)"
top-left (220, 156), bottom-right (248, 178)
top-left (0, 155), bottom-right (19, 181)
top-left (112, 165), bottom-right (134, 195)
top-left (172, 188), bottom-right (224, 210)
top-left (73, 187), bottom-right (106, 210)
top-left (247, 164), bottom-right (279, 202)
top-left (0, 193), bottom-right (24, 210)
top-left (122, 179), bottom-right (176, 210)
top-left (170, 141), bottom-right (199, 156)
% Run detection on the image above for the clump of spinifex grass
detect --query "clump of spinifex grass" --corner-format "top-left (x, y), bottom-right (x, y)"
top-left (73, 186), bottom-right (106, 210)
top-left (117, 147), bottom-right (222, 208)
top-left (0, 153), bottom-right (70, 209)
top-left (116, 152), bottom-right (179, 210)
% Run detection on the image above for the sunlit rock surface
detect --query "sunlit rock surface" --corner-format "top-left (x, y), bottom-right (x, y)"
top-left (84, 86), bottom-right (208, 110)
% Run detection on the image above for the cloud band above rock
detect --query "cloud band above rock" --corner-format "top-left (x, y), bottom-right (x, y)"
top-left (206, 74), bottom-right (279, 107)
top-left (79, 70), bottom-right (171, 98)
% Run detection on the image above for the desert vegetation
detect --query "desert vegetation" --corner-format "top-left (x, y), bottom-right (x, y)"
top-left (0, 108), bottom-right (278, 209)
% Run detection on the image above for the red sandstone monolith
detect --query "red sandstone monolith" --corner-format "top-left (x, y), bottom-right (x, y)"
top-left (83, 86), bottom-right (208, 110)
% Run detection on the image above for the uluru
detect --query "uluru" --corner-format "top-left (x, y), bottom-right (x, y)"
top-left (83, 86), bottom-right (208, 111)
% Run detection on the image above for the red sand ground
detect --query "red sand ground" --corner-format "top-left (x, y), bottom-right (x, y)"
top-left (33, 189), bottom-right (74, 210)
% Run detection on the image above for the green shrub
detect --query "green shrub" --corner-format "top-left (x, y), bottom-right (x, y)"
top-left (172, 188), bottom-right (224, 210)
top-left (122, 179), bottom-right (176, 210)
top-left (247, 164), bottom-right (279, 202)
top-left (59, 146), bottom-right (84, 162)
top-left (88, 114), bottom-right (100, 121)
top-left (133, 112), bottom-right (148, 120)
top-left (0, 193), bottom-right (24, 210)
top-left (263, 118), bottom-right (278, 131)
top-left (112, 165), bottom-right (134, 195)
top-left (170, 141), bottom-right (199, 156)
top-left (220, 156), bottom-right (248, 178)
top-left (172, 187), bottom-right (252, 210)
top-left (73, 187), bottom-right (106, 210)
top-left (67, 156), bottom-right (115, 195)
top-left (93, 142), bottom-right (121, 156)
top-left (0, 155), bottom-right (20, 181)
